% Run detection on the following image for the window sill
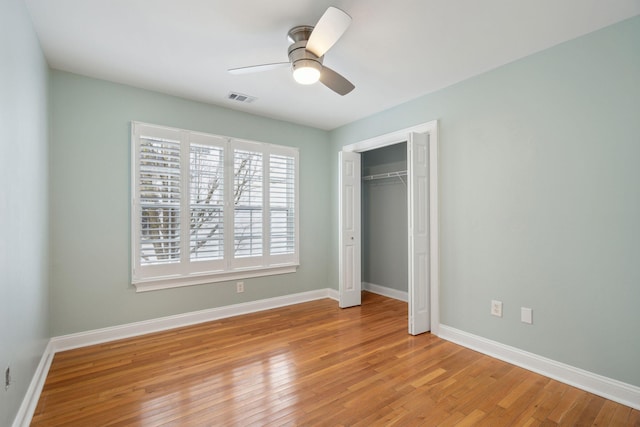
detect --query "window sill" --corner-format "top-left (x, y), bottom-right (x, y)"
top-left (132, 264), bottom-right (299, 293)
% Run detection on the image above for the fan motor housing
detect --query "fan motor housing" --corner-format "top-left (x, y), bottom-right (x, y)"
top-left (288, 40), bottom-right (323, 73)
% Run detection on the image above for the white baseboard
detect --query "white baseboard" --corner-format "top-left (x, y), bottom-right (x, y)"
top-left (439, 324), bottom-right (640, 411)
top-left (12, 341), bottom-right (55, 427)
top-left (52, 288), bottom-right (333, 352)
top-left (363, 282), bottom-right (408, 302)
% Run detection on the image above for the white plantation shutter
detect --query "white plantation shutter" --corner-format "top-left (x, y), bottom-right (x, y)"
top-left (132, 122), bottom-right (299, 290)
top-left (190, 144), bottom-right (224, 261)
top-left (138, 135), bottom-right (181, 266)
top-left (269, 154), bottom-right (295, 255)
top-left (234, 149), bottom-right (263, 258)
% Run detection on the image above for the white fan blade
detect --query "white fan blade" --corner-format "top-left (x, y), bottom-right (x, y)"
top-left (306, 7), bottom-right (352, 58)
top-left (320, 66), bottom-right (354, 96)
top-left (228, 62), bottom-right (289, 75)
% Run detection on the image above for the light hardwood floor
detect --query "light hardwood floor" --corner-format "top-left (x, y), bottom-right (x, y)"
top-left (33, 292), bottom-right (639, 426)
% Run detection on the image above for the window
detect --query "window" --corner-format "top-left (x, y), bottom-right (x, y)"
top-left (233, 149), bottom-right (263, 259)
top-left (132, 122), bottom-right (299, 291)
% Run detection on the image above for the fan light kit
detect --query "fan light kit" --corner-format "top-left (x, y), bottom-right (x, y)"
top-left (228, 7), bottom-right (355, 95)
top-left (293, 61), bottom-right (321, 85)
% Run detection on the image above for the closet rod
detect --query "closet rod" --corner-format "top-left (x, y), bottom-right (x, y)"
top-left (361, 170), bottom-right (407, 181)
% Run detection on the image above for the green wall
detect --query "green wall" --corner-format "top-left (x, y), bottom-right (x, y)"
top-left (49, 71), bottom-right (331, 336)
top-left (0, 0), bottom-right (50, 424)
top-left (330, 16), bottom-right (640, 387)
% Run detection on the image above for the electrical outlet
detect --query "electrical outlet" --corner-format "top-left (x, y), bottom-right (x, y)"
top-left (521, 307), bottom-right (533, 324)
top-left (236, 281), bottom-right (244, 293)
top-left (5, 366), bottom-right (10, 391)
top-left (491, 300), bottom-right (503, 317)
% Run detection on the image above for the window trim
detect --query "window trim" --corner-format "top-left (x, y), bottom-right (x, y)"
top-left (132, 265), bottom-right (298, 292)
top-left (131, 122), bottom-right (299, 292)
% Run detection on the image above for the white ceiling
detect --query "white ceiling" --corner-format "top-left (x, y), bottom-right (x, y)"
top-left (24, 0), bottom-right (640, 130)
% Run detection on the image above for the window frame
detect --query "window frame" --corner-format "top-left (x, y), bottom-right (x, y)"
top-left (131, 122), bottom-right (299, 292)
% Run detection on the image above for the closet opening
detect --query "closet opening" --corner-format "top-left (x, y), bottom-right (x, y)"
top-left (361, 142), bottom-right (409, 303)
top-left (338, 120), bottom-right (439, 335)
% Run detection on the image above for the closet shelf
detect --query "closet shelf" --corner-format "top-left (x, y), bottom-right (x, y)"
top-left (362, 170), bottom-right (407, 181)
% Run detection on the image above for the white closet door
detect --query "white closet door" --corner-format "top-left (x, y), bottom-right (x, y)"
top-left (408, 132), bottom-right (430, 335)
top-left (339, 150), bottom-right (361, 308)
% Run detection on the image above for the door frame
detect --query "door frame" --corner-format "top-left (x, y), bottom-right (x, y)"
top-left (340, 120), bottom-right (439, 335)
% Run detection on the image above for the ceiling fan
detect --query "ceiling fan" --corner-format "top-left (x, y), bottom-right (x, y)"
top-left (228, 6), bottom-right (355, 96)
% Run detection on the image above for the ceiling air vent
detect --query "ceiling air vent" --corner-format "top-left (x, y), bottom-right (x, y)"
top-left (227, 92), bottom-right (257, 103)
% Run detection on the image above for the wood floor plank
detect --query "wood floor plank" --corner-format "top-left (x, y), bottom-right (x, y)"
top-left (32, 292), bottom-right (640, 426)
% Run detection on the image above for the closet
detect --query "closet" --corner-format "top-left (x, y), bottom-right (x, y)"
top-left (339, 123), bottom-right (435, 334)
top-left (361, 142), bottom-right (408, 299)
